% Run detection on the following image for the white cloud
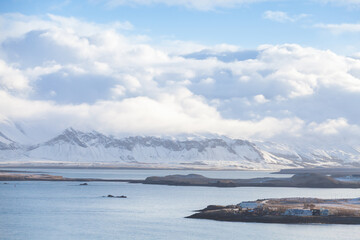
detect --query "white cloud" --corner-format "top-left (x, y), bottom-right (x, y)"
top-left (121, 75), bottom-right (142, 92)
top-left (228, 44), bottom-right (360, 98)
top-left (49, 90), bottom-right (57, 97)
top-left (103, 0), bottom-right (360, 11)
top-left (263, 11), bottom-right (292, 22)
top-left (253, 94), bottom-right (269, 104)
top-left (315, 23), bottom-right (360, 34)
top-left (0, 60), bottom-right (30, 93)
top-left (0, 89), bottom-right (304, 140)
top-left (309, 118), bottom-right (350, 135)
top-left (106, 0), bottom-right (273, 11)
top-left (0, 13), bottom-right (132, 44)
top-left (25, 63), bottom-right (63, 80)
top-left (200, 77), bottom-right (215, 85)
top-left (111, 85), bottom-right (126, 98)
top-left (105, 0), bottom-right (360, 11)
top-left (316, 0), bottom-right (360, 6)
top-left (1, 13), bottom-right (360, 145)
top-left (263, 11), bottom-right (308, 23)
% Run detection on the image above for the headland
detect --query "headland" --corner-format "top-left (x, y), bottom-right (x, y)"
top-left (188, 197), bottom-right (360, 224)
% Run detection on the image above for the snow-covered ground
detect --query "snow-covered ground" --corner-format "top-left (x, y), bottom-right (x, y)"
top-left (1, 124), bottom-right (360, 170)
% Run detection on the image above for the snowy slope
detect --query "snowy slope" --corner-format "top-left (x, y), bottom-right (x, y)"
top-left (0, 130), bottom-right (25, 159)
top-left (1, 127), bottom-right (360, 169)
top-left (27, 129), bottom-right (275, 166)
top-left (255, 141), bottom-right (360, 167)
top-left (0, 117), bottom-right (61, 145)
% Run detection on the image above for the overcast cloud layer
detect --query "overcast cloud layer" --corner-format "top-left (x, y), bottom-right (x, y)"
top-left (0, 13), bottom-right (360, 146)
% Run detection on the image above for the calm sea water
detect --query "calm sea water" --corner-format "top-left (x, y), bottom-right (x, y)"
top-left (1, 168), bottom-right (360, 240)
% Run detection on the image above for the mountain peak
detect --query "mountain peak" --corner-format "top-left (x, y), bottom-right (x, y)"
top-left (1, 127), bottom-right (360, 169)
top-left (46, 127), bottom-right (87, 148)
top-left (63, 127), bottom-right (80, 134)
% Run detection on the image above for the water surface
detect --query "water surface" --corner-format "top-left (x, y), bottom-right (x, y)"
top-left (1, 169), bottom-right (359, 240)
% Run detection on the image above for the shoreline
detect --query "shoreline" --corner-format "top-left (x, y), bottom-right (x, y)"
top-left (0, 165), bottom-right (269, 171)
top-left (0, 172), bottom-right (140, 183)
top-left (3, 172), bottom-right (360, 189)
top-left (2, 164), bottom-right (360, 173)
top-left (142, 173), bottom-right (360, 188)
top-left (188, 197), bottom-right (360, 225)
top-left (187, 214), bottom-right (360, 225)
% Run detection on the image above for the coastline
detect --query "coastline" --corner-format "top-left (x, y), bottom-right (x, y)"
top-left (0, 172), bottom-right (139, 183)
top-left (188, 197), bottom-right (360, 225)
top-left (3, 171), bottom-right (360, 189)
top-left (142, 173), bottom-right (360, 188)
top-left (187, 213), bottom-right (360, 225)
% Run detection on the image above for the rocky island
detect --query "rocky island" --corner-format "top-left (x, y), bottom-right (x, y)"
top-left (188, 197), bottom-right (360, 224)
top-left (0, 171), bottom-right (134, 182)
top-left (143, 173), bottom-right (360, 188)
top-left (3, 170), bottom-right (360, 188)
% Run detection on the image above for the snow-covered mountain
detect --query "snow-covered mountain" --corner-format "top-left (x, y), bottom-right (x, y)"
top-left (0, 127), bottom-right (360, 170)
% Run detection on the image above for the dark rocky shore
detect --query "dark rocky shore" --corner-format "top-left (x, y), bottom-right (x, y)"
top-left (2, 171), bottom-right (360, 188)
top-left (143, 173), bottom-right (360, 188)
top-left (0, 172), bottom-right (137, 183)
top-left (188, 212), bottom-right (360, 224)
top-left (188, 198), bottom-right (360, 224)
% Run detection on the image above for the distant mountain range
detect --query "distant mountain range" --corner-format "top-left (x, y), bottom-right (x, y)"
top-left (1, 126), bottom-right (360, 170)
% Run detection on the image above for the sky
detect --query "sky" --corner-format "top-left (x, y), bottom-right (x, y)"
top-left (1, 0), bottom-right (360, 145)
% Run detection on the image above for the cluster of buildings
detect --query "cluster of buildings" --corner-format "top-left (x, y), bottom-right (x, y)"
top-left (284, 208), bottom-right (329, 216)
top-left (237, 201), bottom-right (329, 217)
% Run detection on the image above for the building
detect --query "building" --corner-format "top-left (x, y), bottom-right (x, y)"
top-left (284, 209), bottom-right (313, 216)
top-left (320, 208), bottom-right (329, 216)
top-left (311, 209), bottom-right (321, 216)
top-left (238, 201), bottom-right (260, 210)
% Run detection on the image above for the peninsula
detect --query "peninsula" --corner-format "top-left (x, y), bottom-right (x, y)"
top-left (188, 197), bottom-right (360, 224)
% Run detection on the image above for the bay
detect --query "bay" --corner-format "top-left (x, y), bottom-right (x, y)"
top-left (1, 168), bottom-right (360, 240)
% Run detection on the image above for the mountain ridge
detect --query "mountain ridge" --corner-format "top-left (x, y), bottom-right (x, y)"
top-left (0, 127), bottom-right (359, 170)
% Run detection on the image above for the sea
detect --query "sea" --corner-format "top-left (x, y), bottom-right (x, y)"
top-left (1, 168), bottom-right (360, 240)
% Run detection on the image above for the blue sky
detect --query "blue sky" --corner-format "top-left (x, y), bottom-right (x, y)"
top-left (1, 0), bottom-right (360, 53)
top-left (1, 0), bottom-right (360, 145)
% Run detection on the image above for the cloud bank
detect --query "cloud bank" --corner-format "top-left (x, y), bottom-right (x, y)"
top-left (0, 13), bottom-right (360, 146)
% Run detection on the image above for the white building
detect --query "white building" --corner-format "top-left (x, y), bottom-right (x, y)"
top-left (238, 201), bottom-right (260, 210)
top-left (284, 209), bottom-right (312, 216)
